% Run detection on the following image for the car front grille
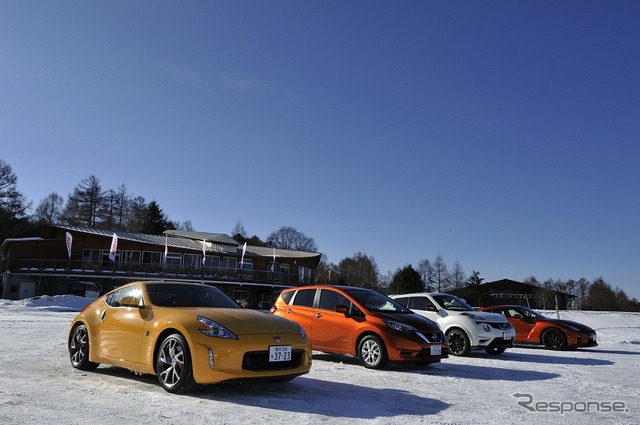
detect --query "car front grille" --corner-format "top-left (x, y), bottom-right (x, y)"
top-left (242, 350), bottom-right (304, 371)
top-left (489, 322), bottom-right (511, 330)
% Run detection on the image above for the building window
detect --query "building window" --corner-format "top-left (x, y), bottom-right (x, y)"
top-left (239, 259), bottom-right (253, 272)
top-left (164, 253), bottom-right (182, 269)
top-left (101, 249), bottom-right (119, 264)
top-left (203, 255), bottom-right (220, 269)
top-left (142, 251), bottom-right (162, 266)
top-left (280, 263), bottom-right (290, 275)
top-left (299, 266), bottom-right (312, 283)
top-left (183, 254), bottom-right (202, 269)
top-left (121, 250), bottom-right (141, 265)
top-left (233, 289), bottom-right (248, 307)
top-left (222, 257), bottom-right (237, 272)
top-left (82, 249), bottom-right (101, 265)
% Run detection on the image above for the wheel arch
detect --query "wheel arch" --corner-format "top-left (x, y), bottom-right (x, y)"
top-left (354, 330), bottom-right (386, 355)
top-left (152, 327), bottom-right (190, 374)
top-left (540, 326), bottom-right (567, 345)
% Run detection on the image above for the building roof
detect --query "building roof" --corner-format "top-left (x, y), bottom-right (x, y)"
top-left (7, 224), bottom-right (322, 261)
top-left (163, 230), bottom-right (238, 246)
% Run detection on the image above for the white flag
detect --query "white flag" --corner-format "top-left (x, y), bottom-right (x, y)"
top-left (240, 242), bottom-right (247, 268)
top-left (202, 239), bottom-right (206, 264)
top-left (65, 232), bottom-right (73, 259)
top-left (108, 233), bottom-right (118, 262)
top-left (164, 235), bottom-right (168, 257)
top-left (269, 247), bottom-right (276, 272)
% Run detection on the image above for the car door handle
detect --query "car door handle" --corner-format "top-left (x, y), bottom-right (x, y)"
top-left (314, 313), bottom-right (323, 319)
top-left (285, 308), bottom-right (293, 314)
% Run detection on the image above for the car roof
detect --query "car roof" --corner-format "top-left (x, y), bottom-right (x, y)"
top-left (283, 285), bottom-right (374, 292)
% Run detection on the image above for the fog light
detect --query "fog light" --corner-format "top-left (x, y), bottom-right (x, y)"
top-left (208, 348), bottom-right (215, 369)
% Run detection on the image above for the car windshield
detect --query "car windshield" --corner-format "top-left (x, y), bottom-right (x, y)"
top-left (344, 288), bottom-right (411, 313)
top-left (146, 283), bottom-right (240, 308)
top-left (517, 306), bottom-right (546, 318)
top-left (431, 294), bottom-right (475, 311)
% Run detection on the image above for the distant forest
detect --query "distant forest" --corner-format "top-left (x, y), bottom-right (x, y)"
top-left (1, 158), bottom-right (638, 311)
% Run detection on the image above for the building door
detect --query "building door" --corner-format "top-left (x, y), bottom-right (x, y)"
top-left (19, 281), bottom-right (36, 299)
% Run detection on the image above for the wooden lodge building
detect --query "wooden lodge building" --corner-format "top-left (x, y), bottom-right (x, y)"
top-left (1, 224), bottom-right (322, 309)
top-left (452, 278), bottom-right (576, 310)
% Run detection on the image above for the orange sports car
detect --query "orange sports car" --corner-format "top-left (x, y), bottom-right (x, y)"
top-left (271, 285), bottom-right (448, 368)
top-left (479, 305), bottom-right (597, 350)
top-left (68, 281), bottom-right (311, 393)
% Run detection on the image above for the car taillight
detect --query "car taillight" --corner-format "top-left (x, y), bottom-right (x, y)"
top-left (270, 305), bottom-right (277, 314)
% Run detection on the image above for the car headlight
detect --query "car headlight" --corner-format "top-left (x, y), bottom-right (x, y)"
top-left (198, 316), bottom-right (238, 339)
top-left (384, 319), bottom-right (417, 334)
top-left (478, 322), bottom-right (492, 332)
top-left (564, 324), bottom-right (581, 332)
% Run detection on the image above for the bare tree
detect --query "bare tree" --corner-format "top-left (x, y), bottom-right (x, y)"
top-left (0, 159), bottom-right (31, 218)
top-left (0, 159), bottom-right (31, 241)
top-left (433, 255), bottom-right (450, 292)
top-left (266, 226), bottom-right (318, 252)
top-left (417, 258), bottom-right (435, 291)
top-left (450, 261), bottom-right (467, 291)
top-left (32, 192), bottom-right (64, 224)
top-left (335, 252), bottom-right (380, 289)
top-left (60, 175), bottom-right (104, 227)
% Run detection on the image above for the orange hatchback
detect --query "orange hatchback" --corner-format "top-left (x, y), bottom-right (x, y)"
top-left (271, 285), bottom-right (448, 369)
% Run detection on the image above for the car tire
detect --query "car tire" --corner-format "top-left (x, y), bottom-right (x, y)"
top-left (447, 329), bottom-right (471, 356)
top-left (357, 335), bottom-right (388, 369)
top-left (68, 323), bottom-right (99, 370)
top-left (541, 328), bottom-right (567, 350)
top-left (156, 333), bottom-right (197, 393)
top-left (484, 347), bottom-right (506, 355)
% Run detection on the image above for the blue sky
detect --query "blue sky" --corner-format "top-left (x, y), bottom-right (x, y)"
top-left (2, 1), bottom-right (639, 298)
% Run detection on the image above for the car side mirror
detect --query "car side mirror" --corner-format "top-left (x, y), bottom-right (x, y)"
top-left (120, 296), bottom-right (143, 308)
top-left (426, 305), bottom-right (438, 312)
top-left (513, 313), bottom-right (522, 319)
top-left (335, 305), bottom-right (350, 316)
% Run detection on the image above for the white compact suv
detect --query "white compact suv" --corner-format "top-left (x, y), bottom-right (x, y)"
top-left (390, 293), bottom-right (515, 356)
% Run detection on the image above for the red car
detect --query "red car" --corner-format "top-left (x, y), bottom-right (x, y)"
top-left (479, 305), bottom-right (597, 350)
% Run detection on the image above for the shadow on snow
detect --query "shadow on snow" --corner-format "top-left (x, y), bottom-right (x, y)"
top-left (87, 366), bottom-right (449, 419)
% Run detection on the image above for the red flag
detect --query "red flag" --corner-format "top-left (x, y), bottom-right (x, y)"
top-left (108, 233), bottom-right (118, 262)
top-left (65, 232), bottom-right (73, 259)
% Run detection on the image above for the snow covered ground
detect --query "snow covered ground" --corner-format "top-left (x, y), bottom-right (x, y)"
top-left (1, 295), bottom-right (638, 425)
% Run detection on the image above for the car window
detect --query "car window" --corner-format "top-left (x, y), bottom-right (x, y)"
top-left (291, 289), bottom-right (316, 307)
top-left (318, 289), bottom-right (351, 312)
top-left (146, 284), bottom-right (240, 308)
top-left (344, 289), bottom-right (410, 313)
top-left (106, 286), bottom-right (142, 307)
top-left (280, 290), bottom-right (294, 305)
top-left (431, 294), bottom-right (474, 311)
top-left (410, 296), bottom-right (436, 310)
top-left (394, 297), bottom-right (409, 307)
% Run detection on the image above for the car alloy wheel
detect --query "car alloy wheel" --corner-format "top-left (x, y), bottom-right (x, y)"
top-left (156, 334), bottom-right (197, 393)
top-left (446, 329), bottom-right (471, 356)
top-left (541, 328), bottom-right (567, 350)
top-left (69, 324), bottom-right (98, 370)
top-left (357, 335), bottom-right (388, 369)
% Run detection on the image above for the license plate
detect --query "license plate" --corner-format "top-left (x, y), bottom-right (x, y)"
top-left (430, 345), bottom-right (442, 356)
top-left (269, 345), bottom-right (292, 362)
top-left (504, 332), bottom-right (512, 340)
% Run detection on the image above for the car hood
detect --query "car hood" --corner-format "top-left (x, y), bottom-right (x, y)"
top-left (180, 308), bottom-right (301, 335)
top-left (446, 310), bottom-right (508, 322)
top-left (537, 318), bottom-right (595, 332)
top-left (376, 311), bottom-right (442, 333)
